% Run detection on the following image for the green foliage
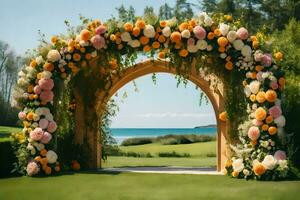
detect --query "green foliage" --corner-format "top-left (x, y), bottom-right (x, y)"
top-left (121, 137), bottom-right (154, 146)
top-left (158, 151), bottom-right (191, 157)
top-left (0, 140), bottom-right (17, 177)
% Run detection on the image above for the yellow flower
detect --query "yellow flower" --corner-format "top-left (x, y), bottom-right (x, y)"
top-left (219, 111), bottom-right (228, 122)
top-left (274, 52), bottom-right (283, 61)
top-left (51, 36), bottom-right (58, 44)
top-left (179, 49), bottom-right (188, 57)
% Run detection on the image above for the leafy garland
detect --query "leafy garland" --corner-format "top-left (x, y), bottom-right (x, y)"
top-left (11, 12), bottom-right (290, 180)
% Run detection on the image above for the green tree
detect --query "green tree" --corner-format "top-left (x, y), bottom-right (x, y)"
top-left (173, 0), bottom-right (194, 22)
top-left (116, 5), bottom-right (136, 22)
top-left (143, 6), bottom-right (158, 24)
top-left (158, 3), bottom-right (173, 20)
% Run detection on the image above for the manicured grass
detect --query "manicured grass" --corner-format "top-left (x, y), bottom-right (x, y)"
top-left (0, 172), bottom-right (299, 200)
top-left (103, 156), bottom-right (216, 168)
top-left (119, 141), bottom-right (216, 157)
top-left (0, 126), bottom-right (21, 142)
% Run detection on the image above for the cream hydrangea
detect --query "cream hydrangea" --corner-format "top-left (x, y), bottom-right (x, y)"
top-left (220, 23), bottom-right (230, 36)
top-left (121, 32), bottom-right (132, 42)
top-left (196, 40), bottom-right (208, 50)
top-left (47, 50), bottom-right (61, 62)
top-left (46, 150), bottom-right (58, 164)
top-left (181, 29), bottom-right (191, 38)
top-left (143, 25), bottom-right (155, 38)
top-left (232, 158), bottom-right (244, 172)
top-left (262, 155), bottom-right (277, 170)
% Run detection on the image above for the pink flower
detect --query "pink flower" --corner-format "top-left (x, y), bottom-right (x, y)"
top-left (40, 131), bottom-right (52, 144)
top-left (236, 27), bottom-right (249, 40)
top-left (38, 118), bottom-right (49, 130)
top-left (30, 127), bottom-right (44, 141)
top-left (274, 150), bottom-right (286, 160)
top-left (252, 119), bottom-right (263, 126)
top-left (18, 112), bottom-right (26, 120)
top-left (268, 105), bottom-right (282, 119)
top-left (262, 54), bottom-right (272, 67)
top-left (26, 161), bottom-right (40, 176)
top-left (193, 26), bottom-right (206, 40)
top-left (40, 91), bottom-right (54, 103)
top-left (34, 85), bottom-right (42, 94)
top-left (270, 81), bottom-right (279, 90)
top-left (91, 35), bottom-right (106, 50)
top-left (47, 121), bottom-right (57, 133)
top-left (187, 38), bottom-right (195, 46)
top-left (95, 25), bottom-right (107, 35)
top-left (254, 52), bottom-right (264, 62)
top-left (38, 78), bottom-right (54, 91)
top-left (248, 126), bottom-right (260, 140)
top-left (256, 71), bottom-right (264, 82)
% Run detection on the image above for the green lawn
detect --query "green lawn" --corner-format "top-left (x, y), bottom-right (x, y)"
top-left (103, 156), bottom-right (216, 167)
top-left (0, 172), bottom-right (299, 200)
top-left (0, 126), bottom-right (21, 142)
top-left (119, 141), bottom-right (216, 157)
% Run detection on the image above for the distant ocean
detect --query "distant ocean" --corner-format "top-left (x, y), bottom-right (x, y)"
top-left (110, 128), bottom-right (217, 144)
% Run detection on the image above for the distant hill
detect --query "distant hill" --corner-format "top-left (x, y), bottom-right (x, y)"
top-left (194, 124), bottom-right (217, 128)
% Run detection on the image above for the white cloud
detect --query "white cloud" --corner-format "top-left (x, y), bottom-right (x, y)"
top-left (136, 112), bottom-right (214, 118)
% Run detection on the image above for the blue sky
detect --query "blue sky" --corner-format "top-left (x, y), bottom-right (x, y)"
top-left (0, 0), bottom-right (216, 128)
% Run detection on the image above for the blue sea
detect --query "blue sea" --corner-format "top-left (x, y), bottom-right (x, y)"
top-left (110, 128), bottom-right (217, 144)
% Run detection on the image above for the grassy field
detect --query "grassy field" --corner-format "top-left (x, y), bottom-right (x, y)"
top-left (0, 172), bottom-right (299, 200)
top-left (103, 156), bottom-right (216, 167)
top-left (0, 126), bottom-right (21, 142)
top-left (119, 141), bottom-right (216, 157)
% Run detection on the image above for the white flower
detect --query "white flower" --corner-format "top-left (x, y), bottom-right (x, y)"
top-left (187, 45), bottom-right (198, 53)
top-left (220, 23), bottom-right (230, 36)
top-left (121, 32), bottom-right (132, 42)
top-left (66, 54), bottom-right (72, 60)
top-left (232, 158), bottom-right (244, 173)
top-left (27, 143), bottom-right (36, 155)
top-left (143, 25), bottom-right (155, 38)
top-left (47, 50), bottom-right (61, 62)
top-left (35, 56), bottom-right (44, 65)
top-left (220, 53), bottom-right (227, 59)
top-left (162, 26), bottom-right (171, 37)
top-left (128, 39), bottom-right (140, 48)
top-left (18, 71), bottom-right (26, 77)
top-left (91, 51), bottom-right (97, 58)
top-left (196, 40), bottom-right (208, 50)
top-left (79, 40), bottom-right (89, 47)
top-left (41, 71), bottom-right (52, 79)
top-left (274, 115), bottom-right (286, 127)
top-left (278, 160), bottom-right (288, 169)
top-left (244, 85), bottom-right (251, 97)
top-left (199, 12), bottom-right (208, 21)
top-left (33, 142), bottom-right (45, 151)
top-left (262, 155), bottom-right (277, 170)
top-left (243, 169), bottom-right (250, 176)
top-left (206, 45), bottom-right (213, 51)
top-left (233, 40), bottom-right (244, 50)
top-left (181, 29), bottom-right (191, 38)
top-left (46, 150), bottom-right (58, 164)
top-left (249, 80), bottom-right (260, 94)
top-left (17, 78), bottom-right (29, 87)
top-left (227, 31), bottom-right (237, 43)
top-left (241, 45), bottom-right (252, 57)
top-left (204, 16), bottom-right (213, 26)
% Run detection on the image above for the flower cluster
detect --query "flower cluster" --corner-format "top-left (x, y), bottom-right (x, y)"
top-left (14, 13), bottom-right (288, 179)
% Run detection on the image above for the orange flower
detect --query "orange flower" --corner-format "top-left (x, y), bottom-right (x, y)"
top-left (135, 19), bottom-right (145, 29)
top-left (80, 29), bottom-right (91, 41)
top-left (225, 159), bottom-right (232, 167)
top-left (253, 163), bottom-right (266, 176)
top-left (26, 112), bottom-right (34, 121)
top-left (250, 94), bottom-right (256, 102)
top-left (268, 126), bottom-right (277, 135)
top-left (55, 165), bottom-right (61, 172)
top-left (158, 35), bottom-right (166, 43)
top-left (207, 32), bottom-right (215, 40)
top-left (158, 51), bottom-right (165, 59)
top-left (140, 36), bottom-right (149, 45)
top-left (71, 160), bottom-right (81, 171)
top-left (225, 61), bottom-right (233, 70)
top-left (218, 46), bottom-right (225, 52)
top-left (43, 62), bottom-right (54, 71)
top-left (27, 85), bottom-right (34, 93)
top-left (255, 107), bottom-right (267, 121)
top-left (262, 124), bottom-right (269, 131)
top-left (189, 19), bottom-right (196, 27)
top-left (251, 140), bottom-right (258, 146)
top-left (255, 65), bottom-right (263, 72)
top-left (110, 34), bottom-right (116, 41)
top-left (45, 166), bottom-right (52, 175)
top-left (179, 22), bottom-right (189, 32)
top-left (252, 40), bottom-right (259, 49)
top-left (219, 111), bottom-right (228, 122)
top-left (174, 42), bottom-right (182, 49)
top-left (265, 115), bottom-right (273, 124)
top-left (274, 52), bottom-right (283, 61)
top-left (30, 60), bottom-right (37, 68)
top-left (217, 37), bottom-right (228, 47)
top-left (170, 31), bottom-right (181, 43)
top-left (123, 22), bottom-right (133, 32)
top-left (159, 20), bottom-right (167, 28)
top-left (40, 149), bottom-right (47, 157)
top-left (232, 171), bottom-right (239, 177)
top-left (152, 41), bottom-right (160, 49)
top-left (73, 53), bottom-right (81, 62)
top-left (224, 15), bottom-right (233, 22)
top-left (143, 45), bottom-right (151, 52)
top-left (179, 49), bottom-right (188, 57)
top-left (34, 156), bottom-right (42, 162)
top-left (40, 158), bottom-right (48, 166)
top-left (265, 90), bottom-right (277, 102)
top-left (132, 27), bottom-right (140, 37)
top-left (116, 38), bottom-right (122, 45)
top-left (214, 29), bottom-right (222, 37)
top-left (250, 72), bottom-right (257, 79)
top-left (278, 77), bottom-right (285, 87)
top-left (51, 36), bottom-right (58, 44)
top-left (256, 91), bottom-right (266, 103)
top-left (109, 58), bottom-right (118, 70)
top-left (85, 53), bottom-right (92, 60)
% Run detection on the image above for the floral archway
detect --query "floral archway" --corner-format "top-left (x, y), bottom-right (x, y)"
top-left (13, 12), bottom-right (289, 180)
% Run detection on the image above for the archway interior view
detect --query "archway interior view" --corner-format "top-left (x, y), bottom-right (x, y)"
top-left (102, 72), bottom-right (218, 169)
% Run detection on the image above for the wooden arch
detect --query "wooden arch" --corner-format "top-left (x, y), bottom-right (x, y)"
top-left (74, 60), bottom-right (229, 171)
